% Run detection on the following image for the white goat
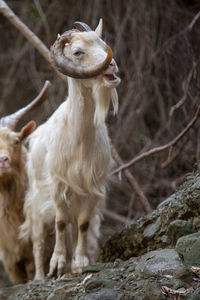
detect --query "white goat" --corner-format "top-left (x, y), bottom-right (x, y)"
top-left (20, 19), bottom-right (120, 280)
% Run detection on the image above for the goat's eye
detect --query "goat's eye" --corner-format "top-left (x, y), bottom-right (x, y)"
top-left (14, 138), bottom-right (20, 145)
top-left (73, 50), bottom-right (83, 56)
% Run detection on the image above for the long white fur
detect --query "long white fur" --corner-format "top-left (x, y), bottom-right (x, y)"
top-left (20, 20), bottom-right (119, 279)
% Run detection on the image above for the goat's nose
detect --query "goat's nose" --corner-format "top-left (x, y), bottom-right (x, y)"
top-left (0, 156), bottom-right (8, 163)
top-left (109, 59), bottom-right (115, 67)
top-left (109, 58), bottom-right (118, 72)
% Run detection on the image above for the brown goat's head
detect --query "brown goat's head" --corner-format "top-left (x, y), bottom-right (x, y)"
top-left (0, 121), bottom-right (35, 178)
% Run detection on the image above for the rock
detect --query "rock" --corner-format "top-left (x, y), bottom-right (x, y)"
top-left (0, 284), bottom-right (30, 300)
top-left (85, 278), bottom-right (118, 292)
top-left (143, 281), bottom-right (166, 300)
top-left (143, 217), bottom-right (161, 238)
top-left (47, 288), bottom-right (77, 300)
top-left (191, 288), bottom-right (200, 300)
top-left (168, 219), bottom-right (196, 245)
top-left (100, 165), bottom-right (200, 262)
top-left (0, 262), bottom-right (11, 288)
top-left (82, 263), bottom-right (105, 274)
top-left (135, 249), bottom-right (184, 278)
top-left (0, 251), bottom-right (198, 300)
top-left (82, 288), bottom-right (122, 300)
top-left (173, 266), bottom-right (194, 284)
top-left (176, 232), bottom-right (200, 267)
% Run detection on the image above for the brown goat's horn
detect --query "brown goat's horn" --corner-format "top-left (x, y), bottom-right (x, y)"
top-left (50, 29), bottom-right (113, 79)
top-left (0, 80), bottom-right (51, 130)
top-left (73, 21), bottom-right (92, 32)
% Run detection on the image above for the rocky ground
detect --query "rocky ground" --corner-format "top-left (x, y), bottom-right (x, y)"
top-left (1, 163), bottom-right (200, 299)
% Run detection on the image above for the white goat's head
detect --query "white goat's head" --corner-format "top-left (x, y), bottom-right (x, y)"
top-left (51, 19), bottom-right (120, 87)
top-left (51, 20), bottom-right (120, 125)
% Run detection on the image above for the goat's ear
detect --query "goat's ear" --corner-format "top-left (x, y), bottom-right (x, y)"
top-left (19, 121), bottom-right (36, 141)
top-left (95, 18), bottom-right (103, 38)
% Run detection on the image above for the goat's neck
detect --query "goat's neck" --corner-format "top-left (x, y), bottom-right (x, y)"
top-left (67, 79), bottom-right (97, 139)
top-left (0, 165), bottom-right (26, 215)
top-left (67, 77), bottom-right (111, 132)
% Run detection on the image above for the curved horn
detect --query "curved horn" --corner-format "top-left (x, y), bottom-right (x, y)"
top-left (0, 80), bottom-right (51, 130)
top-left (50, 32), bottom-right (113, 79)
top-left (73, 21), bottom-right (92, 32)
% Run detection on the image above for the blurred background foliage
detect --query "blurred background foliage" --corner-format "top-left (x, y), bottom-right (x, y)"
top-left (0, 0), bottom-right (200, 237)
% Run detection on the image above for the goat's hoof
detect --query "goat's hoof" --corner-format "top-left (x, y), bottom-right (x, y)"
top-left (46, 273), bottom-right (52, 279)
top-left (49, 252), bottom-right (66, 277)
top-left (71, 255), bottom-right (89, 274)
top-left (34, 273), bottom-right (45, 281)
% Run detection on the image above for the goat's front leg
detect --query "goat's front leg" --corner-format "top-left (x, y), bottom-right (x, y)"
top-left (33, 237), bottom-right (45, 280)
top-left (49, 202), bottom-right (68, 277)
top-left (71, 210), bottom-right (91, 274)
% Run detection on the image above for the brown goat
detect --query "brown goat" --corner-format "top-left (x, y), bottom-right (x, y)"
top-left (0, 81), bottom-right (50, 284)
top-left (0, 122), bottom-right (36, 284)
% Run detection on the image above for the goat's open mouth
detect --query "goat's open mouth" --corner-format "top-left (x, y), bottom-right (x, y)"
top-left (103, 72), bottom-right (121, 87)
top-left (103, 73), bottom-right (119, 82)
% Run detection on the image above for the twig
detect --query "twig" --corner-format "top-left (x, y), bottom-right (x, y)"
top-left (102, 208), bottom-right (132, 224)
top-left (2, 2), bottom-right (55, 103)
top-left (169, 63), bottom-right (196, 117)
top-left (127, 194), bottom-right (135, 219)
top-left (0, 0), bottom-right (67, 84)
top-left (112, 104), bottom-right (200, 175)
top-left (153, 10), bottom-right (200, 60)
top-left (34, 0), bottom-right (51, 44)
top-left (188, 10), bottom-right (200, 31)
top-left (111, 145), bottom-right (152, 213)
top-left (160, 136), bottom-right (189, 168)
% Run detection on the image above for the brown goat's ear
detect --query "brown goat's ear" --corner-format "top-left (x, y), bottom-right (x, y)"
top-left (19, 121), bottom-right (36, 141)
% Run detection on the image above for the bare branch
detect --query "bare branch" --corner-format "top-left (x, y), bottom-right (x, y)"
top-left (112, 105), bottom-right (200, 175)
top-left (102, 208), bottom-right (132, 224)
top-left (0, 0), bottom-right (67, 84)
top-left (111, 145), bottom-right (152, 213)
top-left (169, 63), bottom-right (196, 117)
top-left (160, 137), bottom-right (189, 168)
top-left (188, 10), bottom-right (200, 31)
top-left (33, 0), bottom-right (51, 44)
